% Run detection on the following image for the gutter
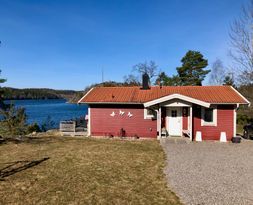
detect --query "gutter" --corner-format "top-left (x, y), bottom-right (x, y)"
top-left (79, 102), bottom-right (143, 105)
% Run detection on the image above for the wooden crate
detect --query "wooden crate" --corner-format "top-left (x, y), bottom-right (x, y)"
top-left (60, 121), bottom-right (76, 132)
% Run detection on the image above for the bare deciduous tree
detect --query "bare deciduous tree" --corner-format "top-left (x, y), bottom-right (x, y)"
top-left (123, 74), bottom-right (141, 86)
top-left (133, 61), bottom-right (158, 83)
top-left (229, 0), bottom-right (253, 85)
top-left (209, 59), bottom-right (226, 85)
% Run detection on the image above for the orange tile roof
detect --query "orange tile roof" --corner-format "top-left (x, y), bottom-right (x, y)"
top-left (78, 86), bottom-right (249, 104)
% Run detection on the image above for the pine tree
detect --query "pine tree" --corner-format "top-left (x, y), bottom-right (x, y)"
top-left (155, 72), bottom-right (180, 86)
top-left (223, 75), bottom-right (235, 87)
top-left (176, 50), bottom-right (210, 85)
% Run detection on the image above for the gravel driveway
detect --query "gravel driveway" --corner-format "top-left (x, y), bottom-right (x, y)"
top-left (161, 139), bottom-right (253, 205)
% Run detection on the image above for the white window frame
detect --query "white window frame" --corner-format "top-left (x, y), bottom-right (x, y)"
top-left (201, 106), bottom-right (217, 126)
top-left (144, 108), bottom-right (155, 119)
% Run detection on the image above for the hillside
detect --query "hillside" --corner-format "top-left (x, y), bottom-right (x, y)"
top-left (1, 87), bottom-right (82, 101)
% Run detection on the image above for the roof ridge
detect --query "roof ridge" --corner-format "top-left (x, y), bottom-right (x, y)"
top-left (94, 85), bottom-right (231, 89)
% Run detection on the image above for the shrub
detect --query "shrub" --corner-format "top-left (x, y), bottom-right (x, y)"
top-left (41, 116), bottom-right (55, 132)
top-left (27, 123), bottom-right (41, 133)
top-left (237, 114), bottom-right (253, 125)
top-left (0, 105), bottom-right (27, 137)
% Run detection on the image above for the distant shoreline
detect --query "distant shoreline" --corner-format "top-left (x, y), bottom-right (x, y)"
top-left (1, 87), bottom-right (83, 103)
top-left (4, 98), bottom-right (79, 105)
top-left (4, 97), bottom-right (65, 100)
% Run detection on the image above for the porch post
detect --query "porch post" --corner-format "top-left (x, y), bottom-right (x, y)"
top-left (190, 106), bottom-right (193, 141)
top-left (88, 107), bottom-right (91, 136)
top-left (158, 106), bottom-right (162, 140)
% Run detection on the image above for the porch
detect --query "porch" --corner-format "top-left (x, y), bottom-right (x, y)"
top-left (156, 105), bottom-right (193, 140)
top-left (143, 94), bottom-right (211, 140)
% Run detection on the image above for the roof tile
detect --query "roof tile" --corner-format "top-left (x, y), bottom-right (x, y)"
top-left (79, 86), bottom-right (249, 104)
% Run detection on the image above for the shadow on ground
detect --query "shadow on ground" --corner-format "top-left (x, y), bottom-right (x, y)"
top-left (0, 157), bottom-right (49, 180)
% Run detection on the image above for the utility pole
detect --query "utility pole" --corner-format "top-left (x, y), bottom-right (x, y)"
top-left (102, 68), bottom-right (104, 83)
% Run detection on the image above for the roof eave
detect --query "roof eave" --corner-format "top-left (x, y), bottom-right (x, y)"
top-left (78, 102), bottom-right (143, 105)
top-left (230, 86), bottom-right (251, 106)
top-left (77, 87), bottom-right (94, 104)
top-left (144, 93), bottom-right (211, 108)
top-left (210, 102), bottom-right (249, 105)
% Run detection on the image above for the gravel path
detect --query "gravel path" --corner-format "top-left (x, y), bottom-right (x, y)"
top-left (161, 139), bottom-right (253, 205)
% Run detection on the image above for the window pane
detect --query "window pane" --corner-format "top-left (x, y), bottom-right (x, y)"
top-left (171, 110), bottom-right (177, 117)
top-left (204, 108), bottom-right (213, 122)
top-left (147, 109), bottom-right (153, 116)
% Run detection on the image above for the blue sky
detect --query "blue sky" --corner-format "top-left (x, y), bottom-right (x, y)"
top-left (0, 0), bottom-right (246, 90)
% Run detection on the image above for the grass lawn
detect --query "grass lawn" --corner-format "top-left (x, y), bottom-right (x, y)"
top-left (0, 136), bottom-right (181, 205)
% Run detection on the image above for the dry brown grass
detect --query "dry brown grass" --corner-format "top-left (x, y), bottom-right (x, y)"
top-left (0, 136), bottom-right (181, 205)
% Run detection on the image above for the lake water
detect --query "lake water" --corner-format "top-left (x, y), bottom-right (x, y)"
top-left (6, 99), bottom-right (88, 127)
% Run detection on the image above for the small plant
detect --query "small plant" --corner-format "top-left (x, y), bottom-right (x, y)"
top-left (41, 116), bottom-right (55, 132)
top-left (0, 104), bottom-right (27, 137)
top-left (27, 123), bottom-right (41, 133)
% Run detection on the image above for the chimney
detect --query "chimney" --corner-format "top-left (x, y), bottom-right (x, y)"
top-left (142, 73), bottom-right (150, 90)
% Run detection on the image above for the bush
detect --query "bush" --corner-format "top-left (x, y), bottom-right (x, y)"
top-left (41, 116), bottom-right (55, 132)
top-left (0, 105), bottom-right (27, 137)
top-left (237, 114), bottom-right (253, 125)
top-left (27, 123), bottom-right (41, 133)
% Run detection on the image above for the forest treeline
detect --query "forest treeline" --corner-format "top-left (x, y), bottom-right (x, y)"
top-left (2, 87), bottom-right (81, 101)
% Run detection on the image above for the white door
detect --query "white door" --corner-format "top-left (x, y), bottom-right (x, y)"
top-left (166, 107), bottom-right (182, 136)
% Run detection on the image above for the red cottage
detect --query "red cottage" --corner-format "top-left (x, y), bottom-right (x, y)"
top-left (78, 84), bottom-right (250, 141)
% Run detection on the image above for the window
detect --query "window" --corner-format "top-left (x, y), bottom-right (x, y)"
top-left (144, 108), bottom-right (155, 119)
top-left (204, 108), bottom-right (213, 122)
top-left (147, 108), bottom-right (153, 116)
top-left (171, 110), bottom-right (177, 117)
top-left (201, 106), bottom-right (217, 126)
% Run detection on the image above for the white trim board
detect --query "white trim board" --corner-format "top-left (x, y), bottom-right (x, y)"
top-left (144, 94), bottom-right (210, 108)
top-left (162, 99), bottom-right (192, 107)
top-left (78, 88), bottom-right (94, 104)
top-left (88, 107), bottom-right (91, 136)
top-left (144, 108), bottom-right (154, 119)
top-left (234, 104), bottom-right (239, 137)
top-left (201, 106), bottom-right (217, 126)
top-left (230, 86), bottom-right (251, 106)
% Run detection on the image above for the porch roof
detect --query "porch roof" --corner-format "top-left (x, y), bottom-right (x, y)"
top-left (78, 86), bottom-right (250, 105)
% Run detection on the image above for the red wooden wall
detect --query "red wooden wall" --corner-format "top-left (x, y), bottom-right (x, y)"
top-left (182, 107), bottom-right (188, 130)
top-left (90, 104), bottom-right (157, 138)
top-left (89, 104), bottom-right (235, 140)
top-left (193, 105), bottom-right (235, 140)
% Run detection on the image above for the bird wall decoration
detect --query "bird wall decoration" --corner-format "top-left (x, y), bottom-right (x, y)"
top-left (128, 112), bottom-right (133, 118)
top-left (119, 110), bottom-right (125, 115)
top-left (110, 111), bottom-right (115, 117)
